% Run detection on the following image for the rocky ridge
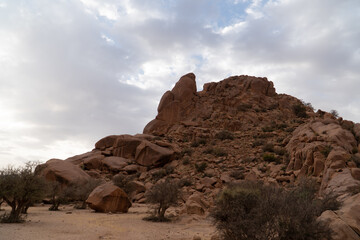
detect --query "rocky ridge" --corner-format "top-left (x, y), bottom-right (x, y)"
top-left (36, 73), bottom-right (360, 239)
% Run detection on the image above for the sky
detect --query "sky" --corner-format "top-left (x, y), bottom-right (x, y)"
top-left (0, 0), bottom-right (359, 168)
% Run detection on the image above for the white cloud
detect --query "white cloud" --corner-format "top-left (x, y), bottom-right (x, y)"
top-left (0, 0), bottom-right (359, 167)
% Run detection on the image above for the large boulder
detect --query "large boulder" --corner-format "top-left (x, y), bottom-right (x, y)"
top-left (36, 159), bottom-right (90, 185)
top-left (185, 192), bottom-right (210, 215)
top-left (95, 135), bottom-right (143, 159)
top-left (135, 141), bottom-right (174, 166)
top-left (319, 193), bottom-right (360, 239)
top-left (102, 156), bottom-right (130, 172)
top-left (86, 183), bottom-right (131, 213)
top-left (65, 150), bottom-right (103, 166)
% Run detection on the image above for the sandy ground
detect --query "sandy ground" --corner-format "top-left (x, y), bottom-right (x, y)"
top-left (0, 204), bottom-right (216, 240)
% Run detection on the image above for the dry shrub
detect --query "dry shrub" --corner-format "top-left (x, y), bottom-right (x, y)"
top-left (144, 179), bottom-right (181, 222)
top-left (292, 104), bottom-right (308, 118)
top-left (215, 130), bottom-right (234, 140)
top-left (68, 179), bottom-right (103, 209)
top-left (211, 179), bottom-right (339, 240)
top-left (112, 173), bottom-right (135, 194)
top-left (0, 162), bottom-right (47, 223)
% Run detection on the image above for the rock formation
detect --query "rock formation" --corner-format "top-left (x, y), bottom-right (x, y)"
top-left (37, 73), bottom-right (360, 237)
top-left (35, 158), bottom-right (90, 185)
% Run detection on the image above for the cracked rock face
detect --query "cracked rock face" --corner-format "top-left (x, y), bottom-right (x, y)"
top-left (86, 183), bottom-right (131, 213)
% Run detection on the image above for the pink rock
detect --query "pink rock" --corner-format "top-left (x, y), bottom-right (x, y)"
top-left (36, 159), bottom-right (90, 186)
top-left (86, 183), bottom-right (131, 213)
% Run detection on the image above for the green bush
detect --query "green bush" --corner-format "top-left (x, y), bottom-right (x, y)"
top-left (211, 180), bottom-right (338, 240)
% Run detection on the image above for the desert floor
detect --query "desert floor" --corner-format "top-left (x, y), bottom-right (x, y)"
top-left (0, 204), bottom-right (216, 240)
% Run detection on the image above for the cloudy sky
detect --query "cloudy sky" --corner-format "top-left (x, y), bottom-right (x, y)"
top-left (0, 0), bottom-right (359, 167)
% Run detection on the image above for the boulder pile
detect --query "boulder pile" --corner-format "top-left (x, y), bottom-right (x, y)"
top-left (36, 73), bottom-right (360, 238)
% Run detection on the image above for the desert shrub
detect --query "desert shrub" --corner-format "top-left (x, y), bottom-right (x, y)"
top-left (242, 157), bottom-right (256, 164)
top-left (257, 164), bottom-right (268, 173)
top-left (179, 178), bottom-right (193, 187)
top-left (191, 138), bottom-right (207, 147)
top-left (276, 123), bottom-right (288, 130)
top-left (0, 162), bottom-right (47, 223)
top-left (216, 130), bottom-right (234, 140)
top-left (267, 103), bottom-right (279, 110)
top-left (144, 179), bottom-right (181, 221)
top-left (237, 103), bottom-right (252, 112)
top-left (321, 145), bottom-right (333, 158)
top-left (274, 147), bottom-right (286, 156)
top-left (182, 157), bottom-right (190, 165)
top-left (293, 104), bottom-right (308, 118)
top-left (230, 170), bottom-right (245, 180)
top-left (68, 179), bottom-right (103, 209)
top-left (330, 110), bottom-right (339, 118)
top-left (203, 147), bottom-right (227, 157)
top-left (285, 127), bottom-right (295, 132)
top-left (211, 180), bottom-right (337, 240)
top-left (47, 181), bottom-right (70, 211)
top-left (112, 173), bottom-right (136, 194)
top-left (262, 126), bottom-right (274, 132)
top-left (347, 185), bottom-right (360, 196)
top-left (195, 162), bottom-right (208, 173)
top-left (151, 169), bottom-right (168, 181)
top-left (213, 148), bottom-right (227, 157)
top-left (165, 166), bottom-right (174, 175)
top-left (252, 139), bottom-right (265, 148)
top-left (263, 153), bottom-right (280, 164)
top-left (203, 147), bottom-right (214, 154)
top-left (352, 147), bottom-right (358, 154)
top-left (304, 102), bottom-right (314, 111)
top-left (262, 143), bottom-right (274, 152)
top-left (181, 147), bottom-right (193, 157)
top-left (190, 141), bottom-right (200, 147)
top-left (350, 155), bottom-right (360, 168)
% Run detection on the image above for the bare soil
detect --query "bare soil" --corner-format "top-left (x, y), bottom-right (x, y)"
top-left (0, 204), bottom-right (215, 240)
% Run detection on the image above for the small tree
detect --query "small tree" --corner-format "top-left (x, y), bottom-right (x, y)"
top-left (0, 162), bottom-right (47, 223)
top-left (47, 181), bottom-right (69, 211)
top-left (144, 179), bottom-right (181, 221)
top-left (330, 110), bottom-right (339, 118)
top-left (68, 179), bottom-right (103, 209)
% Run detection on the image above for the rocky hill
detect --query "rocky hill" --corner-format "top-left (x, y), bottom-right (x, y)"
top-left (36, 73), bottom-right (360, 239)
